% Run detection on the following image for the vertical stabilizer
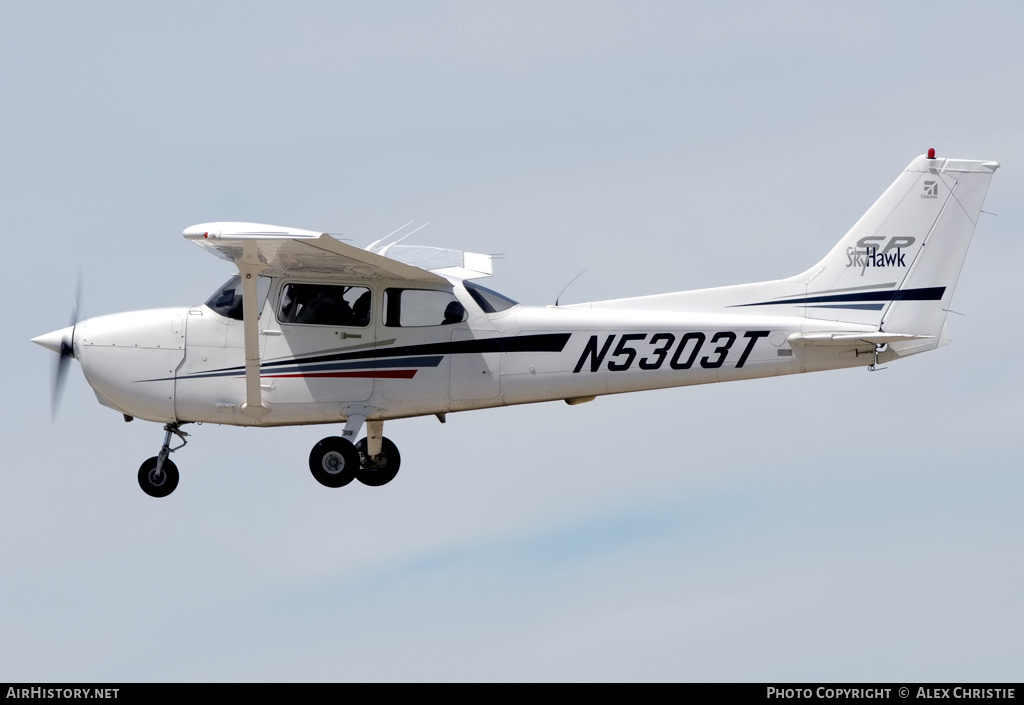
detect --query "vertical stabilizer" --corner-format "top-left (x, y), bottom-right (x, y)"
top-left (572, 152), bottom-right (998, 334)
top-left (790, 154), bottom-right (998, 332)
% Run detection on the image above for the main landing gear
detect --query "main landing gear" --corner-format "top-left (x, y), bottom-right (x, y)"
top-left (308, 417), bottom-right (402, 489)
top-left (132, 417), bottom-right (401, 497)
top-left (138, 423), bottom-right (189, 498)
top-left (308, 436), bottom-right (402, 488)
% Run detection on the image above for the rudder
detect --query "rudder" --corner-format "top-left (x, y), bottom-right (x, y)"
top-left (880, 155), bottom-right (998, 353)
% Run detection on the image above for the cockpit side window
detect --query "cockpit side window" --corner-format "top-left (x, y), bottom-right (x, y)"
top-left (384, 289), bottom-right (466, 327)
top-left (205, 275), bottom-right (271, 320)
top-left (279, 283), bottom-right (371, 327)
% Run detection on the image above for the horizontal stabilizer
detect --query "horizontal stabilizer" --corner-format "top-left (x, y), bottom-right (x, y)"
top-left (788, 332), bottom-right (934, 347)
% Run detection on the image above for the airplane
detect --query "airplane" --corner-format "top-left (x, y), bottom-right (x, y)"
top-left (32, 150), bottom-right (998, 498)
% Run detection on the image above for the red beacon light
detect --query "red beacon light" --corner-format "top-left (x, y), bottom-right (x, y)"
top-left (927, 148), bottom-right (936, 159)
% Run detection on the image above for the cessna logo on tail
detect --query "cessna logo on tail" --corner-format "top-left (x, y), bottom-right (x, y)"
top-left (846, 236), bottom-right (915, 275)
top-left (922, 181), bottom-right (938, 198)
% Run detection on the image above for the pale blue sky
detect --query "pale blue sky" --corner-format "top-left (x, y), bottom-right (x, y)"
top-left (2, 1), bottom-right (1022, 681)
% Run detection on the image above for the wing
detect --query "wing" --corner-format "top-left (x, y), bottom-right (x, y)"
top-left (183, 222), bottom-right (446, 284)
top-left (183, 222), bottom-right (447, 417)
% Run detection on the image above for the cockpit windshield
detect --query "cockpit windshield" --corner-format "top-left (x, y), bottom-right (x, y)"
top-left (463, 281), bottom-right (518, 313)
top-left (205, 275), bottom-right (271, 320)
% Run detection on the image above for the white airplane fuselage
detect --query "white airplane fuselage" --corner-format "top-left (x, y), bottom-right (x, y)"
top-left (33, 152), bottom-right (999, 497)
top-left (70, 282), bottom-right (886, 428)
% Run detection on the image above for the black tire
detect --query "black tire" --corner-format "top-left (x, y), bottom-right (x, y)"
top-left (138, 456), bottom-right (179, 498)
top-left (309, 436), bottom-right (358, 488)
top-left (355, 437), bottom-right (401, 487)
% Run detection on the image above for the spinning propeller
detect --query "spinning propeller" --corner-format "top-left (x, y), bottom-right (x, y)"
top-left (31, 277), bottom-right (81, 419)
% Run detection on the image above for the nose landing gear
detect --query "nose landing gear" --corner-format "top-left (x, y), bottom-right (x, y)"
top-left (138, 423), bottom-right (188, 498)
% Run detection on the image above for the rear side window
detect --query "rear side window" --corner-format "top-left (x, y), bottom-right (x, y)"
top-left (384, 289), bottom-right (466, 327)
top-left (464, 281), bottom-right (517, 313)
top-left (279, 283), bottom-right (371, 327)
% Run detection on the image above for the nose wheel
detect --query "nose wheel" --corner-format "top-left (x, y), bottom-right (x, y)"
top-left (137, 423), bottom-right (188, 498)
top-left (138, 457), bottom-right (179, 498)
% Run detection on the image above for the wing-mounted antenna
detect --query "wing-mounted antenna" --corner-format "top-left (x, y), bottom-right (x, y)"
top-left (365, 220), bottom-right (412, 253)
top-left (366, 220), bottom-right (427, 254)
top-left (555, 270), bottom-right (586, 306)
top-left (379, 222), bottom-right (431, 257)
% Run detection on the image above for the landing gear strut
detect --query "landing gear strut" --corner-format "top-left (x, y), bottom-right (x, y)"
top-left (138, 423), bottom-right (188, 498)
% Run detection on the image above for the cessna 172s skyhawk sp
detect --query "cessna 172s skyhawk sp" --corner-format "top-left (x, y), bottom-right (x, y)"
top-left (33, 150), bottom-right (998, 497)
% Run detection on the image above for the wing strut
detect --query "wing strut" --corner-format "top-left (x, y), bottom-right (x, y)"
top-left (238, 241), bottom-right (268, 416)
